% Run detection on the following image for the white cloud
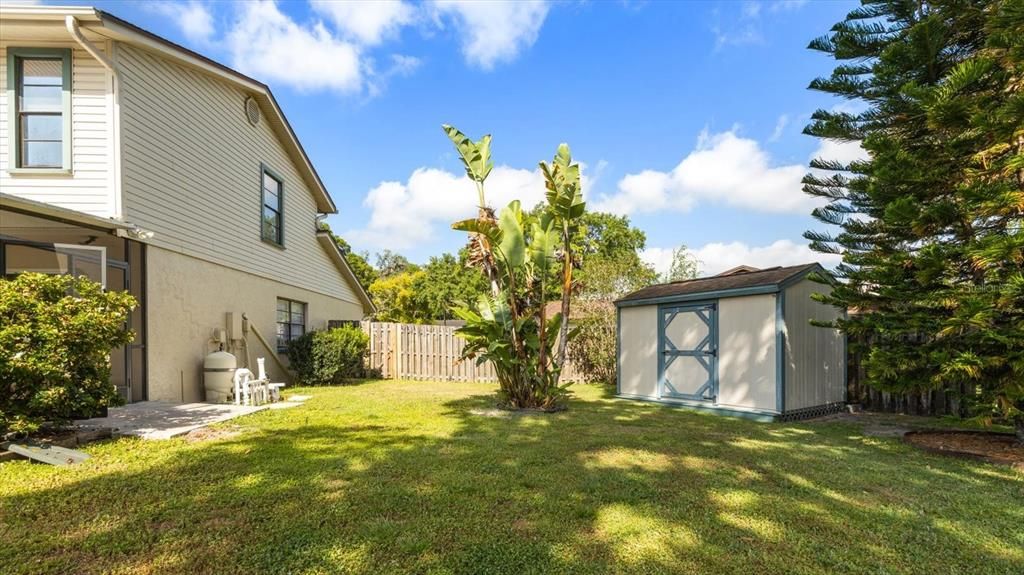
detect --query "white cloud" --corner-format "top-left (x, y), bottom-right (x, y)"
top-left (770, 0), bottom-right (809, 12)
top-left (712, 0), bottom-right (807, 49)
top-left (430, 0), bottom-right (550, 69)
top-left (227, 0), bottom-right (363, 94)
top-left (812, 139), bottom-right (869, 166)
top-left (769, 114), bottom-right (789, 142)
top-left (348, 159), bottom-right (591, 250)
top-left (148, 1), bottom-right (215, 43)
top-left (593, 129), bottom-right (819, 216)
top-left (346, 166), bottom-right (548, 250)
top-left (311, 0), bottom-right (415, 46)
top-left (642, 239), bottom-right (841, 278)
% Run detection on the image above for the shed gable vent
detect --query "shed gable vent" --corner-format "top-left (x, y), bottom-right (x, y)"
top-left (244, 96), bottom-right (261, 126)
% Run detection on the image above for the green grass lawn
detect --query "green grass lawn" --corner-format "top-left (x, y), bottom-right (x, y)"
top-left (2, 381), bottom-right (1021, 575)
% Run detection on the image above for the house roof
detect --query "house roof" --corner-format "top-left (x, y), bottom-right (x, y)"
top-left (316, 232), bottom-right (377, 316)
top-left (0, 4), bottom-right (336, 214)
top-left (1, 192), bottom-right (135, 233)
top-left (616, 263), bottom-right (823, 306)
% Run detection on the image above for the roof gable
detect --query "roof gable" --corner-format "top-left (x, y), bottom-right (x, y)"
top-left (0, 5), bottom-right (336, 214)
top-left (616, 263), bottom-right (823, 306)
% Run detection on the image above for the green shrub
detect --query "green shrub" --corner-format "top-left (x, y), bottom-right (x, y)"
top-left (286, 326), bottom-right (370, 386)
top-left (0, 273), bottom-right (136, 434)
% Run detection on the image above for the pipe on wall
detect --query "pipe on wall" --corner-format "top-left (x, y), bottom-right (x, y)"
top-left (66, 15), bottom-right (124, 218)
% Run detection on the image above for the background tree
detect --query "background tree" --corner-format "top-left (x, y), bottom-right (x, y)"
top-left (332, 234), bottom-right (378, 292)
top-left (368, 270), bottom-right (426, 323)
top-left (662, 245), bottom-right (701, 283)
top-left (803, 0), bottom-right (1023, 439)
top-left (375, 250), bottom-right (419, 278)
top-left (413, 251), bottom-right (489, 324)
top-left (317, 223), bottom-right (379, 293)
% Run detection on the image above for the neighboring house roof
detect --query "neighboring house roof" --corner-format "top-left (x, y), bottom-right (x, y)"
top-left (716, 265), bottom-right (761, 276)
top-left (616, 263), bottom-right (823, 306)
top-left (0, 4), bottom-right (336, 214)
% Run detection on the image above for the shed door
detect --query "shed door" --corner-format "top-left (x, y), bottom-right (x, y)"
top-left (659, 303), bottom-right (717, 401)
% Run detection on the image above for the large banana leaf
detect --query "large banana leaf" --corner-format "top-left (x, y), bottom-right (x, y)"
top-left (442, 124), bottom-right (493, 183)
top-left (528, 219), bottom-right (558, 276)
top-left (452, 217), bottom-right (500, 244)
top-left (539, 144), bottom-right (585, 221)
top-left (497, 201), bottom-right (526, 269)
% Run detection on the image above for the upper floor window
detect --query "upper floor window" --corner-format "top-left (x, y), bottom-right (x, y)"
top-left (8, 48), bottom-right (71, 171)
top-left (261, 165), bottom-right (283, 246)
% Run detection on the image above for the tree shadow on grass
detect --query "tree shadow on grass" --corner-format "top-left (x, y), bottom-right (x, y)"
top-left (2, 386), bottom-right (1022, 575)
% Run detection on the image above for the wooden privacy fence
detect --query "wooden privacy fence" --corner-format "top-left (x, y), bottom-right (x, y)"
top-left (362, 322), bottom-right (586, 382)
top-left (846, 335), bottom-right (973, 417)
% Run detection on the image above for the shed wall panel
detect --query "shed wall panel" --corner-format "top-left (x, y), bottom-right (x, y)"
top-left (783, 279), bottom-right (845, 410)
top-left (618, 305), bottom-right (658, 398)
top-left (717, 294), bottom-right (777, 412)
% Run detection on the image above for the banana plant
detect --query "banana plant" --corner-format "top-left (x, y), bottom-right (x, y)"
top-left (540, 144), bottom-right (586, 370)
top-left (443, 124), bottom-right (499, 296)
top-left (446, 125), bottom-right (583, 410)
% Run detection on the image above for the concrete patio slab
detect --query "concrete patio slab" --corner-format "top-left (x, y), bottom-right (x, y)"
top-left (77, 401), bottom-right (270, 440)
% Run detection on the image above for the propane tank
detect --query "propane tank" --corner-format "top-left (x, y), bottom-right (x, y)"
top-left (203, 349), bottom-right (237, 403)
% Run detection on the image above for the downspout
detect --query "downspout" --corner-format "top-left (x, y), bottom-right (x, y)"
top-left (67, 15), bottom-right (123, 218)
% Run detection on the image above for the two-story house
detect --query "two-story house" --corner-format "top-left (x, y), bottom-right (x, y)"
top-left (0, 5), bottom-right (374, 403)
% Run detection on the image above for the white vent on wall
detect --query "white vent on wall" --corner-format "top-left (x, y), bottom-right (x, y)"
top-left (244, 96), bottom-right (261, 126)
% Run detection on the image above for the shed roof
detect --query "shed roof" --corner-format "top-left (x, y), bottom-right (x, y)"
top-left (616, 263), bottom-right (822, 306)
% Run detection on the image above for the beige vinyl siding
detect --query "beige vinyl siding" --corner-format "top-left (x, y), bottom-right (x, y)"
top-left (783, 279), bottom-right (846, 410)
top-left (618, 306), bottom-right (658, 398)
top-left (717, 294), bottom-right (778, 412)
top-left (0, 42), bottom-right (115, 217)
top-left (115, 43), bottom-right (359, 304)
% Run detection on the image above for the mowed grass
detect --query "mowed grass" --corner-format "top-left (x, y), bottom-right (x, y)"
top-left (1, 381), bottom-right (1022, 575)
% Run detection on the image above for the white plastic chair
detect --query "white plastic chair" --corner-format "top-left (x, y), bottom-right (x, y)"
top-left (257, 357), bottom-right (286, 402)
top-left (233, 368), bottom-right (253, 406)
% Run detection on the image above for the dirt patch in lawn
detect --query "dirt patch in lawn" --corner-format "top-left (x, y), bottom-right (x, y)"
top-left (183, 425), bottom-right (245, 443)
top-left (904, 430), bottom-right (1023, 470)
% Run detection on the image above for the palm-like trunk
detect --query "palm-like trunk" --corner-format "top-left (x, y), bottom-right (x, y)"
top-left (554, 221), bottom-right (572, 373)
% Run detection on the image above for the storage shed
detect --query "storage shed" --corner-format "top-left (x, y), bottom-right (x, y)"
top-left (615, 263), bottom-right (846, 421)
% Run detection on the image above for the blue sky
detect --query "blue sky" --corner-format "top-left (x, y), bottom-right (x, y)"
top-left (67, 0), bottom-right (862, 276)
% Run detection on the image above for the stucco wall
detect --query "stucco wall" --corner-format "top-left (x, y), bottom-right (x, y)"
top-left (146, 245), bottom-right (364, 402)
top-left (783, 278), bottom-right (846, 410)
top-left (617, 306), bottom-right (658, 398)
top-left (716, 294), bottom-right (777, 412)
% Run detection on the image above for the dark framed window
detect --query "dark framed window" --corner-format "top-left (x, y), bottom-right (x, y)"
top-left (261, 165), bottom-right (284, 246)
top-left (276, 298), bottom-right (306, 352)
top-left (8, 48), bottom-right (72, 171)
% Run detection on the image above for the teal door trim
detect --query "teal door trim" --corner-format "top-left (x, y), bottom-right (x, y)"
top-left (657, 301), bottom-right (718, 403)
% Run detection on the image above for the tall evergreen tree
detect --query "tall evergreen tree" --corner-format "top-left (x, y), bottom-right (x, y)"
top-left (804, 0), bottom-right (1023, 439)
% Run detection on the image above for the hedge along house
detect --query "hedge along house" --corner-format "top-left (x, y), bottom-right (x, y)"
top-left (615, 264), bottom-right (846, 421)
